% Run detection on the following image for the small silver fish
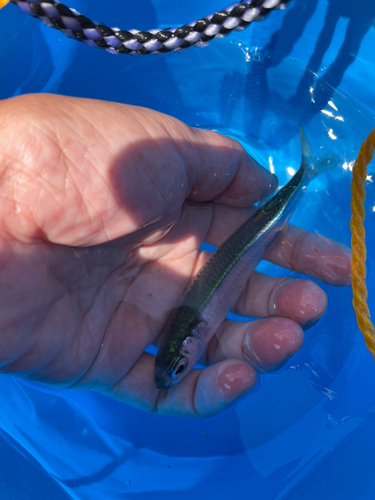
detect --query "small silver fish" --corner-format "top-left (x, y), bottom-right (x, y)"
top-left (154, 127), bottom-right (340, 390)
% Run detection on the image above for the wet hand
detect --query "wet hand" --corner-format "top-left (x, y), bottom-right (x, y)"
top-left (0, 94), bottom-right (351, 417)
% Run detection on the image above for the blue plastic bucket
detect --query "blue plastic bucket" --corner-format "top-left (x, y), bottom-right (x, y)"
top-left (1, 1), bottom-right (375, 498)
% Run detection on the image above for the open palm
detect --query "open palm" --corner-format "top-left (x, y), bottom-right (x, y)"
top-left (0, 94), bottom-right (351, 417)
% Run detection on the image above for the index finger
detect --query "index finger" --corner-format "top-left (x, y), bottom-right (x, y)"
top-left (182, 127), bottom-right (278, 207)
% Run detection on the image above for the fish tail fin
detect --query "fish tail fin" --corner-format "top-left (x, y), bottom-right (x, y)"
top-left (299, 125), bottom-right (340, 180)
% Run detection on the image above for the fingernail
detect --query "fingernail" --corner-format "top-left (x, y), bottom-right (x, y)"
top-left (249, 155), bottom-right (279, 192)
top-left (217, 362), bottom-right (256, 403)
top-left (244, 318), bottom-right (304, 373)
top-left (325, 251), bottom-right (352, 286)
top-left (269, 279), bottom-right (327, 324)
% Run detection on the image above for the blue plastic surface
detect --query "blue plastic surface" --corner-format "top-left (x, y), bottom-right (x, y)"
top-left (1, 1), bottom-right (375, 499)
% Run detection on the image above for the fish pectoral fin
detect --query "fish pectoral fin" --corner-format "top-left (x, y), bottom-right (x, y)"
top-left (191, 320), bottom-right (208, 339)
top-left (181, 334), bottom-right (204, 357)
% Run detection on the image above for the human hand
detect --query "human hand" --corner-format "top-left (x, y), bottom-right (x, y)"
top-left (0, 94), bottom-right (351, 417)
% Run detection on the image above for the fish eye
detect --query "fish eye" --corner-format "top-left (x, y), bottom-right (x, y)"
top-left (169, 356), bottom-right (188, 378)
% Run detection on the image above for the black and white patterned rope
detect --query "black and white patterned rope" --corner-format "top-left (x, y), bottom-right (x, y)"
top-left (10, 0), bottom-right (292, 55)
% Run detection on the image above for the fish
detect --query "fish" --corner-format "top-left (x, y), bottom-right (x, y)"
top-left (154, 127), bottom-right (340, 390)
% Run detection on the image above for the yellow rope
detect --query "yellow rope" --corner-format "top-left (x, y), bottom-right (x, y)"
top-left (350, 128), bottom-right (375, 357)
top-left (0, 0), bottom-right (10, 9)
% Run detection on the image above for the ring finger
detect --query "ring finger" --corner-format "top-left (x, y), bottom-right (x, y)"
top-left (204, 317), bottom-right (304, 373)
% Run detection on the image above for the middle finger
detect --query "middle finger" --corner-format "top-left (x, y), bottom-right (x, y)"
top-left (194, 251), bottom-right (328, 325)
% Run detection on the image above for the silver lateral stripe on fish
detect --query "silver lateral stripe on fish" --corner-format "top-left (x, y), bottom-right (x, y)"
top-left (154, 127), bottom-right (340, 390)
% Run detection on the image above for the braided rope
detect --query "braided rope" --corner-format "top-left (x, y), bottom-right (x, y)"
top-left (9, 0), bottom-right (291, 55)
top-left (350, 129), bottom-right (375, 357)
